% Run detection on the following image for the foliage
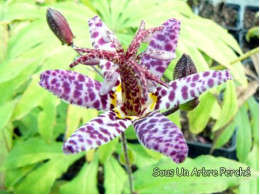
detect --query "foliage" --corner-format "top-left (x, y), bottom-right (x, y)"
top-left (0, 0), bottom-right (257, 194)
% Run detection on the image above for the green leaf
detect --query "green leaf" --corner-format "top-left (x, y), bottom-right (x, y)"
top-left (0, 60), bottom-right (39, 104)
top-left (125, 125), bottom-right (137, 140)
top-left (239, 144), bottom-right (259, 194)
top-left (38, 95), bottom-right (58, 143)
top-left (12, 77), bottom-right (47, 120)
top-left (0, 123), bottom-right (13, 155)
top-left (188, 92), bottom-right (216, 134)
top-left (104, 156), bottom-right (127, 194)
top-left (66, 106), bottom-right (98, 138)
top-left (247, 97), bottom-right (259, 144)
top-left (179, 39), bottom-right (209, 71)
top-left (213, 81), bottom-right (238, 131)
top-left (4, 164), bottom-right (37, 191)
top-left (119, 147), bottom-right (136, 166)
top-left (0, 100), bottom-right (17, 131)
top-left (14, 153), bottom-right (82, 194)
top-left (0, 24), bottom-right (9, 62)
top-left (15, 108), bottom-right (39, 139)
top-left (182, 18), bottom-right (246, 86)
top-left (210, 100), bottom-right (221, 120)
top-left (59, 154), bottom-right (99, 194)
top-left (98, 138), bottom-right (118, 164)
top-left (246, 27), bottom-right (259, 42)
top-left (127, 143), bottom-right (160, 168)
top-left (0, 58), bottom-right (35, 84)
top-left (5, 2), bottom-right (43, 22)
top-left (132, 156), bottom-right (258, 194)
top-left (167, 110), bottom-right (181, 128)
top-left (214, 120), bottom-right (236, 149)
top-left (3, 138), bottom-right (62, 169)
top-left (236, 105), bottom-right (252, 163)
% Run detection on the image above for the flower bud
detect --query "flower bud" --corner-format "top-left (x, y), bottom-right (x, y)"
top-left (173, 53), bottom-right (197, 80)
top-left (174, 53), bottom-right (199, 111)
top-left (46, 8), bottom-right (74, 46)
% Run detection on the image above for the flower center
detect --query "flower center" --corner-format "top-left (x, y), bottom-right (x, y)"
top-left (118, 60), bottom-right (143, 116)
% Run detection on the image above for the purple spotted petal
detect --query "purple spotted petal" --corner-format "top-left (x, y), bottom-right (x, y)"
top-left (39, 70), bottom-right (117, 110)
top-left (100, 70), bottom-right (119, 95)
top-left (133, 112), bottom-right (188, 163)
top-left (140, 18), bottom-right (180, 78)
top-left (63, 110), bottom-right (131, 154)
top-left (88, 16), bottom-right (123, 80)
top-left (153, 70), bottom-right (232, 110)
top-left (88, 16), bottom-right (121, 52)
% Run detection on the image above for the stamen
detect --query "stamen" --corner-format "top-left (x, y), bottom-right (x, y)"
top-left (126, 25), bottom-right (164, 58)
top-left (145, 49), bottom-right (176, 60)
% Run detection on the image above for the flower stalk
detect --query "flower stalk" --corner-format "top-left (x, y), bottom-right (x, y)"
top-left (121, 132), bottom-right (134, 194)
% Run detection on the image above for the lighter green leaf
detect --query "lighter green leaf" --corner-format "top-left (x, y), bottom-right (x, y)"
top-left (0, 60), bottom-right (39, 104)
top-left (188, 92), bottom-right (216, 134)
top-left (38, 95), bottom-right (59, 143)
top-left (5, 2), bottom-right (43, 21)
top-left (0, 58), bottom-right (35, 84)
top-left (4, 164), bottom-right (36, 190)
top-left (214, 120), bottom-right (236, 149)
top-left (132, 155), bottom-right (258, 194)
top-left (119, 147), bottom-right (136, 166)
top-left (98, 138), bottom-right (118, 164)
top-left (213, 81), bottom-right (238, 131)
top-left (3, 138), bottom-right (62, 169)
top-left (0, 100), bottom-right (17, 130)
top-left (0, 24), bottom-right (8, 62)
top-left (239, 144), bottom-right (259, 194)
top-left (210, 100), bottom-right (221, 120)
top-left (125, 125), bottom-right (137, 140)
top-left (236, 105), bottom-right (252, 163)
top-left (12, 77), bottom-right (47, 120)
top-left (14, 153), bottom-right (82, 194)
top-left (247, 97), bottom-right (259, 144)
top-left (59, 154), bottom-right (99, 194)
top-left (66, 106), bottom-right (98, 138)
top-left (167, 110), bottom-right (181, 128)
top-left (127, 143), bottom-right (159, 168)
top-left (0, 122), bottom-right (13, 153)
top-left (104, 156), bottom-right (127, 194)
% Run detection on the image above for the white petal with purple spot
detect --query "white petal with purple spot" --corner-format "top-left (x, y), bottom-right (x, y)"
top-left (63, 110), bottom-right (132, 154)
top-left (133, 112), bottom-right (188, 163)
top-left (140, 18), bottom-right (180, 78)
top-left (153, 70), bottom-right (232, 110)
top-left (39, 70), bottom-right (116, 110)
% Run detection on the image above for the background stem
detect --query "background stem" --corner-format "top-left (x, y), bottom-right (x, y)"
top-left (121, 132), bottom-right (134, 194)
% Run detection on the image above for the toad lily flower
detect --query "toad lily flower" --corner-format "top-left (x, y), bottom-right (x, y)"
top-left (40, 14), bottom-right (232, 163)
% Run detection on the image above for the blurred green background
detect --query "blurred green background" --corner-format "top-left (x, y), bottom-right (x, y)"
top-left (0, 0), bottom-right (259, 194)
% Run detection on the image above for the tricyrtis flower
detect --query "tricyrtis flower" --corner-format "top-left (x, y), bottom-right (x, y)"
top-left (40, 14), bottom-right (232, 163)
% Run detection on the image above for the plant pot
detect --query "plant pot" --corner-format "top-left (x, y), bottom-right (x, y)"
top-left (219, 4), bottom-right (241, 29)
top-left (198, 1), bottom-right (241, 30)
top-left (243, 6), bottom-right (259, 29)
top-left (187, 129), bottom-right (237, 160)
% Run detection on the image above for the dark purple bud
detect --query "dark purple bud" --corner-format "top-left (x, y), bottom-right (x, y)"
top-left (173, 53), bottom-right (197, 80)
top-left (46, 8), bottom-right (74, 46)
top-left (174, 54), bottom-right (199, 111)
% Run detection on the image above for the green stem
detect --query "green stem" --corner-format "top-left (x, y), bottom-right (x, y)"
top-left (230, 47), bottom-right (259, 65)
top-left (121, 132), bottom-right (134, 194)
top-left (212, 47), bottom-right (259, 70)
